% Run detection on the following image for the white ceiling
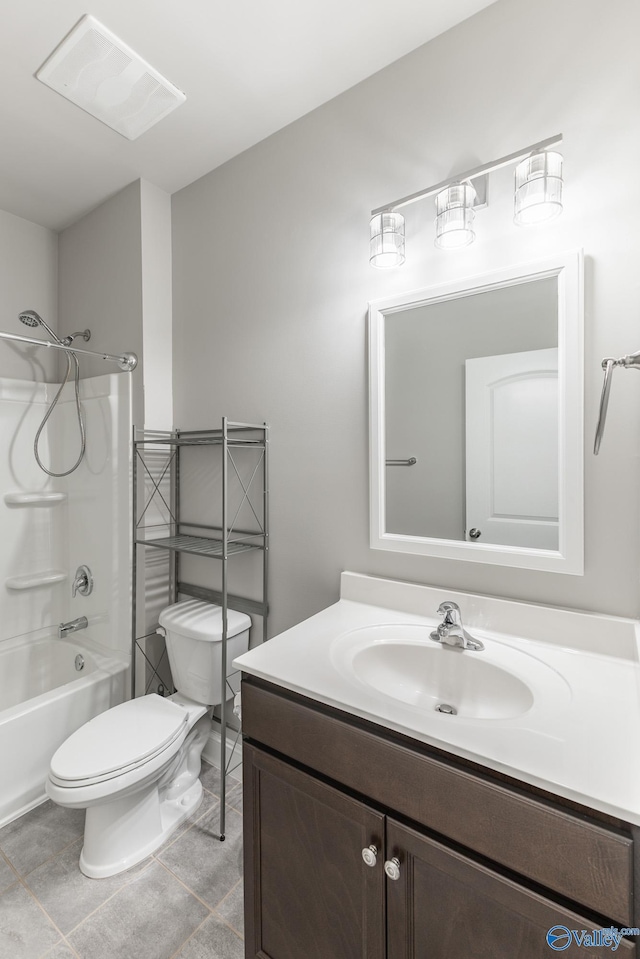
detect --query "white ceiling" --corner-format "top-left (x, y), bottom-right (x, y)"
top-left (1, 0), bottom-right (496, 231)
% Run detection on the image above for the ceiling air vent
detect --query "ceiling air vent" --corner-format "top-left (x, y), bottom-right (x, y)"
top-left (36, 14), bottom-right (186, 140)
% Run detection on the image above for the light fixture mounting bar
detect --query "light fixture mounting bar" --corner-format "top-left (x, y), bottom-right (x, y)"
top-left (371, 134), bottom-right (563, 216)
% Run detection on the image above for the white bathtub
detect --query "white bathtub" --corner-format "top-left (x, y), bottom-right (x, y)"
top-left (0, 633), bottom-right (128, 828)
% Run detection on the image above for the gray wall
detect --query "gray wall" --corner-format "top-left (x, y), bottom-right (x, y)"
top-left (58, 181), bottom-right (144, 424)
top-left (141, 180), bottom-right (173, 431)
top-left (58, 179), bottom-right (173, 431)
top-left (0, 210), bottom-right (58, 382)
top-left (172, 0), bottom-right (640, 633)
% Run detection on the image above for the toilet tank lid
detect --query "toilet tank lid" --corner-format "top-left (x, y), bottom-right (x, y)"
top-left (158, 599), bottom-right (251, 642)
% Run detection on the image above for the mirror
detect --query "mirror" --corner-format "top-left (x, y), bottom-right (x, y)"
top-left (369, 251), bottom-right (583, 573)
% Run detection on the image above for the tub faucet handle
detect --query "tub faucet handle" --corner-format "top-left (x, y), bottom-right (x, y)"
top-left (72, 565), bottom-right (93, 598)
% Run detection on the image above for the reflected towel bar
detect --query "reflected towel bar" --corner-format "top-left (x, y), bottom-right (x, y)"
top-left (385, 457), bottom-right (417, 466)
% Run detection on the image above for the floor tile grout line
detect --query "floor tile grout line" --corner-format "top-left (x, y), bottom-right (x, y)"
top-left (56, 934), bottom-right (83, 959)
top-left (163, 902), bottom-right (244, 959)
top-left (213, 876), bottom-right (243, 916)
top-left (166, 912), bottom-right (215, 959)
top-left (211, 905), bottom-right (245, 942)
top-left (13, 873), bottom-right (73, 954)
top-left (0, 846), bottom-right (20, 888)
top-left (152, 804), bottom-right (245, 917)
top-left (2, 831), bottom-right (84, 881)
top-left (153, 855), bottom-right (219, 915)
top-left (40, 856), bottom-right (158, 939)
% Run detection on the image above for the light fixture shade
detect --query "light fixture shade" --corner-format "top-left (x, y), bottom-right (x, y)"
top-left (514, 151), bottom-right (563, 225)
top-left (369, 212), bottom-right (405, 268)
top-left (435, 183), bottom-right (476, 249)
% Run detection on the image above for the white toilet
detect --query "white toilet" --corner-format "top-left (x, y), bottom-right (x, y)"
top-left (46, 599), bottom-right (251, 879)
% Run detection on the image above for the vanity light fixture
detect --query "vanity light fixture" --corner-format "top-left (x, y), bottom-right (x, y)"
top-left (514, 150), bottom-right (563, 225)
top-left (434, 182), bottom-right (476, 249)
top-left (369, 134), bottom-right (563, 267)
top-left (369, 212), bottom-right (406, 268)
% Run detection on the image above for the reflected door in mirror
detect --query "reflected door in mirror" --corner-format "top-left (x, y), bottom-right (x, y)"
top-left (465, 348), bottom-right (558, 549)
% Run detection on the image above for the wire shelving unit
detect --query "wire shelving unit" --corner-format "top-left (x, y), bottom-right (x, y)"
top-left (132, 418), bottom-right (269, 839)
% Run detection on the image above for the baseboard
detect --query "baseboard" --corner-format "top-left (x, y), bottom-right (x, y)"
top-left (202, 721), bottom-right (243, 781)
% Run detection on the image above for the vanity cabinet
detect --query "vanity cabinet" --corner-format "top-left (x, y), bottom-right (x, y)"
top-left (242, 677), bottom-right (637, 958)
top-left (244, 743), bottom-right (385, 959)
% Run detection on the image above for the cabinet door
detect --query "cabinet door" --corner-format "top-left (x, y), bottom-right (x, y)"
top-left (386, 819), bottom-right (636, 959)
top-left (244, 744), bottom-right (386, 959)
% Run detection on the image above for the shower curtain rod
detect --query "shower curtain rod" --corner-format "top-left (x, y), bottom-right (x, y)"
top-left (0, 329), bottom-right (138, 371)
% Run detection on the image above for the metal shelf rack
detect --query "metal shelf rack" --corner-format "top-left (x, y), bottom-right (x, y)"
top-left (132, 418), bottom-right (269, 840)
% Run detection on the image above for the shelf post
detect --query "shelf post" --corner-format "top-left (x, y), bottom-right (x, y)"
top-left (219, 415), bottom-right (229, 840)
top-left (131, 425), bottom-right (138, 700)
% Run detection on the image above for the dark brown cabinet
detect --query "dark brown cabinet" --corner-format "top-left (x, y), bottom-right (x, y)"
top-left (386, 819), bottom-right (635, 958)
top-left (242, 677), bottom-right (638, 958)
top-left (244, 743), bottom-right (385, 959)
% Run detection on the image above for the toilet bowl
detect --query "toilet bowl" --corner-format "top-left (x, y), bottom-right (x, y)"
top-left (46, 600), bottom-right (251, 878)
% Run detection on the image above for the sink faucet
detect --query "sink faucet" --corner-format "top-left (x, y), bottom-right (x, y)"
top-left (59, 616), bottom-right (88, 639)
top-left (430, 602), bottom-right (484, 651)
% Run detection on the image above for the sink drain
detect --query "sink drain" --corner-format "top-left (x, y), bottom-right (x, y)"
top-left (435, 703), bottom-right (457, 715)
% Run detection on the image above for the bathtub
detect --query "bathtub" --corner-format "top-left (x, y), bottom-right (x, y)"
top-left (0, 632), bottom-right (128, 828)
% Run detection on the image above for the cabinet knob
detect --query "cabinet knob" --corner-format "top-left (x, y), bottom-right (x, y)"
top-left (384, 857), bottom-right (401, 881)
top-left (361, 845), bottom-right (378, 867)
top-left (469, 528), bottom-right (482, 540)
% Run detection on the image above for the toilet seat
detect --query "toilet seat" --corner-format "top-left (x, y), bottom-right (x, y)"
top-left (49, 695), bottom-right (188, 788)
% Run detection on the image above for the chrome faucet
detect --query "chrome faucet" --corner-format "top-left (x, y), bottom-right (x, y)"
top-left (430, 601), bottom-right (484, 651)
top-left (59, 616), bottom-right (88, 639)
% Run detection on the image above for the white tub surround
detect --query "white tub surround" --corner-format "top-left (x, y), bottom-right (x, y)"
top-left (0, 371), bottom-right (132, 827)
top-left (234, 571), bottom-right (640, 825)
top-left (0, 373), bottom-right (132, 652)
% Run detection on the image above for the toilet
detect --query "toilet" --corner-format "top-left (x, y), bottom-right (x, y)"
top-left (46, 599), bottom-right (251, 879)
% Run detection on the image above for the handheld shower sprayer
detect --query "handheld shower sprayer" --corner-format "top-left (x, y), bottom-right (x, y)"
top-left (18, 309), bottom-right (87, 476)
top-left (18, 310), bottom-right (62, 344)
top-left (18, 310), bottom-right (40, 327)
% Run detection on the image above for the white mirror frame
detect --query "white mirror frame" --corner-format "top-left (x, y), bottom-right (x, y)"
top-left (369, 250), bottom-right (584, 574)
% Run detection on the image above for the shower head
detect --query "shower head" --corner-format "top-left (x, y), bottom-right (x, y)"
top-left (18, 310), bottom-right (42, 328)
top-left (18, 310), bottom-right (63, 344)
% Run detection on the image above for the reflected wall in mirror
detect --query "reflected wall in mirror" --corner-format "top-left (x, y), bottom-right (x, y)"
top-left (369, 252), bottom-right (584, 573)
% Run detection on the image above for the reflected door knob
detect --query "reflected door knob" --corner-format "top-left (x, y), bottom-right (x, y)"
top-left (384, 857), bottom-right (401, 881)
top-left (468, 528), bottom-right (482, 540)
top-left (361, 845), bottom-right (378, 867)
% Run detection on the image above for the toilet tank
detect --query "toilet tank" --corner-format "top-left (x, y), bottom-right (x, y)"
top-left (158, 599), bottom-right (251, 706)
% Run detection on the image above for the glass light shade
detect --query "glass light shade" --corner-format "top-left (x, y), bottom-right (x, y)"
top-left (369, 212), bottom-right (405, 268)
top-left (514, 151), bottom-right (563, 225)
top-left (435, 183), bottom-right (476, 249)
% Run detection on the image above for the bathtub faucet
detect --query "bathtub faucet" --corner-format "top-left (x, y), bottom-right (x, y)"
top-left (59, 616), bottom-right (88, 639)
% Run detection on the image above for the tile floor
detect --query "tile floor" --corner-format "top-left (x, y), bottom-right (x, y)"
top-left (0, 764), bottom-right (245, 959)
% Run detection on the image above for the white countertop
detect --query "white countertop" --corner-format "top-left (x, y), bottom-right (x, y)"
top-left (234, 572), bottom-right (640, 824)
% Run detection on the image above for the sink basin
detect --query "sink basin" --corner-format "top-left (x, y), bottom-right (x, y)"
top-left (331, 624), bottom-right (568, 720)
